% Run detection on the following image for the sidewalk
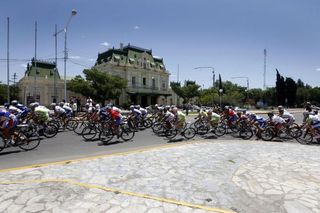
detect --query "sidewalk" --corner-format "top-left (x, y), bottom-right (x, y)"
top-left (0, 140), bottom-right (319, 213)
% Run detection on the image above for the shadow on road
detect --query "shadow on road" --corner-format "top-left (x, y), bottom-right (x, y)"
top-left (0, 150), bottom-right (22, 156)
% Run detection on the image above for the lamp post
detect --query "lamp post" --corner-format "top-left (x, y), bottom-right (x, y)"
top-left (219, 88), bottom-right (223, 110)
top-left (194, 67), bottom-right (215, 106)
top-left (53, 9), bottom-right (77, 102)
top-left (232, 76), bottom-right (249, 103)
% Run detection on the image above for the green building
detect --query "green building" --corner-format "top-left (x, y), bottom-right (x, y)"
top-left (94, 43), bottom-right (172, 106)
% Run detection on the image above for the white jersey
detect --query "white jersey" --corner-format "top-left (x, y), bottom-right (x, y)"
top-left (112, 106), bottom-right (121, 113)
top-left (55, 106), bottom-right (65, 114)
top-left (281, 111), bottom-right (295, 121)
top-left (309, 114), bottom-right (320, 123)
top-left (8, 106), bottom-right (22, 114)
top-left (271, 115), bottom-right (286, 124)
top-left (140, 107), bottom-right (147, 115)
top-left (165, 111), bottom-right (175, 120)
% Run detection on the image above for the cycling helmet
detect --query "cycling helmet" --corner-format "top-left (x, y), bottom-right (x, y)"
top-left (129, 105), bottom-right (134, 110)
top-left (172, 107), bottom-right (178, 113)
top-left (59, 102), bottom-right (64, 107)
top-left (30, 102), bottom-right (39, 110)
top-left (278, 105), bottom-right (284, 110)
top-left (50, 103), bottom-right (57, 107)
top-left (267, 111), bottom-right (274, 117)
top-left (11, 100), bottom-right (18, 106)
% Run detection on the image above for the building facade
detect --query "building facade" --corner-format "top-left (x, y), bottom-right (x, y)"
top-left (94, 43), bottom-right (172, 106)
top-left (18, 59), bottom-right (69, 106)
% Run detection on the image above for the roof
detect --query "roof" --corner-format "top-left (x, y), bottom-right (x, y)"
top-left (96, 43), bottom-right (165, 67)
top-left (24, 58), bottom-right (60, 80)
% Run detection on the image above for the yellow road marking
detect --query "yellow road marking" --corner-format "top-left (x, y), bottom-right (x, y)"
top-left (0, 179), bottom-right (234, 213)
top-left (0, 140), bottom-right (206, 173)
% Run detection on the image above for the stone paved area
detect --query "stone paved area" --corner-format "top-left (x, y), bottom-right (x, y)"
top-left (0, 140), bottom-right (320, 213)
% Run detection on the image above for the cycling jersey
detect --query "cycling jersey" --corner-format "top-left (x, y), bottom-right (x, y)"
top-left (177, 111), bottom-right (186, 123)
top-left (0, 111), bottom-right (17, 129)
top-left (164, 111), bottom-right (175, 122)
top-left (140, 108), bottom-right (148, 116)
top-left (271, 115), bottom-right (286, 125)
top-left (280, 111), bottom-right (295, 125)
top-left (110, 109), bottom-right (122, 126)
top-left (54, 106), bottom-right (66, 115)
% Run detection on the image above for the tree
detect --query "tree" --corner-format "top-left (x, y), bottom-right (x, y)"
top-left (67, 68), bottom-right (127, 104)
top-left (170, 80), bottom-right (200, 104)
top-left (276, 69), bottom-right (286, 106)
top-left (285, 77), bottom-right (297, 107)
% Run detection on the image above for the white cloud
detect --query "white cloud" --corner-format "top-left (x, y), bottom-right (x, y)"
top-left (69, 55), bottom-right (81, 59)
top-left (100, 42), bottom-right (110, 47)
top-left (316, 68), bottom-right (320, 71)
top-left (20, 64), bottom-right (27, 68)
top-left (88, 58), bottom-right (96, 62)
top-left (133, 25), bottom-right (140, 30)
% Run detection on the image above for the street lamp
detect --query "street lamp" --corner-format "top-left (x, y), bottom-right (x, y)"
top-left (219, 88), bottom-right (223, 110)
top-left (232, 76), bottom-right (249, 103)
top-left (194, 67), bottom-right (215, 106)
top-left (53, 9), bottom-right (77, 102)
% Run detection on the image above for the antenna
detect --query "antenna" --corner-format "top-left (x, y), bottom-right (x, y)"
top-left (264, 49), bottom-right (267, 89)
top-left (177, 64), bottom-right (180, 82)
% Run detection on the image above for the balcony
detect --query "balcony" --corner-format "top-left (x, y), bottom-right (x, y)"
top-left (127, 83), bottom-right (171, 96)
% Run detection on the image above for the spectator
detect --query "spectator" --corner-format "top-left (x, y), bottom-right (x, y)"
top-left (76, 97), bottom-right (81, 112)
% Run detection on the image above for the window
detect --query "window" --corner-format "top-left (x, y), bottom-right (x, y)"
top-left (162, 82), bottom-right (166, 89)
top-left (152, 78), bottom-right (156, 88)
top-left (143, 77), bottom-right (146, 86)
top-left (132, 76), bottom-right (136, 86)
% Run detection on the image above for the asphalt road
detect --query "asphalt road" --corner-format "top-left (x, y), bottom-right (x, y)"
top-left (0, 112), bottom-right (304, 170)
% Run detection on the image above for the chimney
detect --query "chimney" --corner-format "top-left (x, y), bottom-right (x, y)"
top-left (120, 43), bottom-right (123, 50)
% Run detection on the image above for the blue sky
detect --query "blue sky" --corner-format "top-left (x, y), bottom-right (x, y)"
top-left (0, 0), bottom-right (319, 89)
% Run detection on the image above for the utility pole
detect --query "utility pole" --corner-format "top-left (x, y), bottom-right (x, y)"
top-left (7, 17), bottom-right (10, 103)
top-left (264, 49), bottom-right (267, 89)
top-left (11, 73), bottom-right (17, 99)
top-left (34, 21), bottom-right (38, 102)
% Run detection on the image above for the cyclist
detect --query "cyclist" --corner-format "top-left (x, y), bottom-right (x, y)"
top-left (248, 113), bottom-right (267, 138)
top-left (107, 106), bottom-right (123, 138)
top-left (223, 106), bottom-right (238, 127)
top-left (207, 110), bottom-right (221, 129)
top-left (172, 107), bottom-right (186, 130)
top-left (0, 110), bottom-right (18, 145)
top-left (278, 105), bottom-right (295, 127)
top-left (163, 107), bottom-right (175, 129)
top-left (267, 111), bottom-right (286, 131)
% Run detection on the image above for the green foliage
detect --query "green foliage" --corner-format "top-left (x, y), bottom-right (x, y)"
top-left (67, 68), bottom-right (127, 103)
top-left (170, 81), bottom-right (200, 104)
top-left (285, 77), bottom-right (297, 107)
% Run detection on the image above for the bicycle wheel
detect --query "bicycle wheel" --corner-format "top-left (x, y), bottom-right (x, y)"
top-left (143, 118), bottom-right (153, 128)
top-left (0, 136), bottom-right (5, 152)
top-left (43, 124), bottom-right (58, 138)
top-left (182, 127), bottom-right (196, 139)
top-left (165, 129), bottom-right (178, 139)
top-left (74, 121), bottom-right (88, 135)
top-left (18, 132), bottom-right (40, 151)
top-left (99, 129), bottom-right (114, 143)
top-left (81, 126), bottom-right (97, 140)
top-left (239, 127), bottom-right (254, 140)
top-left (196, 124), bottom-right (209, 135)
top-left (213, 123), bottom-right (226, 137)
top-left (297, 130), bottom-right (313, 144)
top-left (289, 126), bottom-right (302, 139)
top-left (261, 127), bottom-right (275, 141)
top-left (121, 128), bottom-right (135, 141)
top-left (66, 119), bottom-right (78, 131)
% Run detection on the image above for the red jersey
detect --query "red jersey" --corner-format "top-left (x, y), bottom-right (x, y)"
top-left (110, 109), bottom-right (121, 119)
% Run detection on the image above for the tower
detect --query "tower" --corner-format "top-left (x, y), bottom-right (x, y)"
top-left (264, 49), bottom-right (267, 89)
